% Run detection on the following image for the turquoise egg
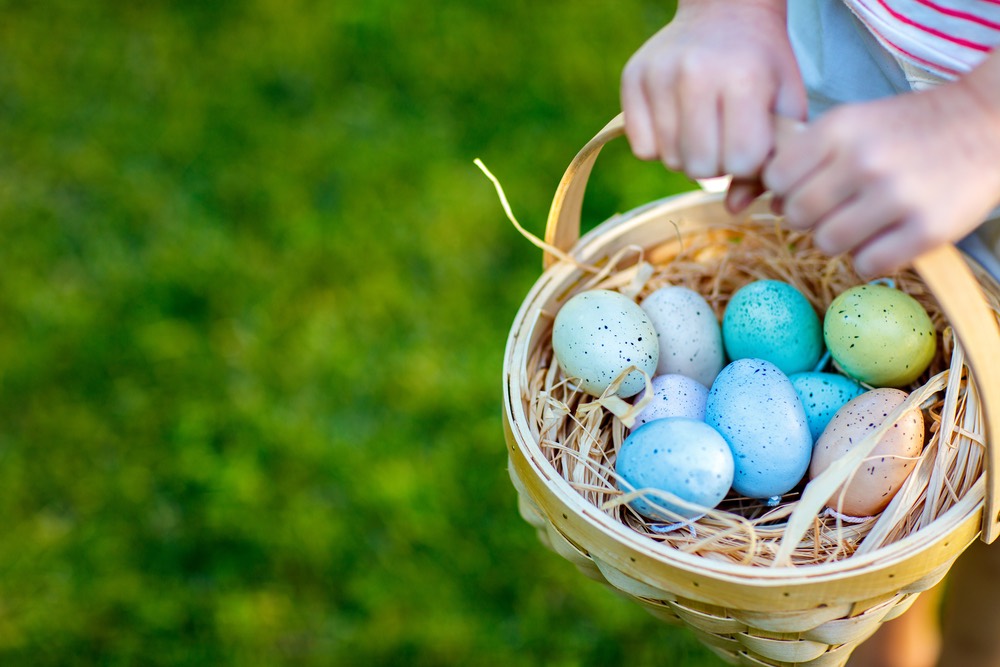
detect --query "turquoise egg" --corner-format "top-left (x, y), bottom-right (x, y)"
top-left (722, 280), bottom-right (824, 375)
top-left (789, 371), bottom-right (866, 442)
top-left (616, 418), bottom-right (734, 520)
top-left (705, 358), bottom-right (812, 499)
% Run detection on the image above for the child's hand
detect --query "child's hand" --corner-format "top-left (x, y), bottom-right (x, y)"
top-left (620, 0), bottom-right (806, 192)
top-left (763, 77), bottom-right (1000, 276)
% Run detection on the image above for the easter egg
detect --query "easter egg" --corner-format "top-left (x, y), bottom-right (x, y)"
top-left (552, 289), bottom-right (659, 398)
top-left (705, 358), bottom-right (813, 499)
top-left (640, 286), bottom-right (725, 387)
top-left (722, 280), bottom-right (824, 375)
top-left (809, 388), bottom-right (925, 516)
top-left (632, 374), bottom-right (710, 428)
top-left (616, 417), bottom-right (735, 520)
top-left (823, 284), bottom-right (936, 387)
top-left (790, 371), bottom-right (866, 442)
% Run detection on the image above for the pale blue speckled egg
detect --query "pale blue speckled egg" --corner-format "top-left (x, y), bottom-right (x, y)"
top-left (722, 280), bottom-right (824, 375)
top-left (705, 358), bottom-right (812, 499)
top-left (616, 417), bottom-right (735, 520)
top-left (640, 286), bottom-right (725, 387)
top-left (632, 374), bottom-right (709, 428)
top-left (790, 371), bottom-right (866, 442)
top-left (552, 289), bottom-right (659, 398)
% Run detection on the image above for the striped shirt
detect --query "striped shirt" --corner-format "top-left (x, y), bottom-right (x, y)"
top-left (843, 0), bottom-right (1000, 78)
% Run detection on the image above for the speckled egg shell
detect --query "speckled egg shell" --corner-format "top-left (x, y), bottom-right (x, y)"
top-left (616, 417), bottom-right (735, 520)
top-left (809, 388), bottom-right (925, 517)
top-left (823, 284), bottom-right (936, 387)
top-left (705, 358), bottom-right (812, 499)
top-left (790, 371), bottom-right (866, 442)
top-left (632, 374), bottom-right (710, 428)
top-left (640, 286), bottom-right (725, 387)
top-left (551, 289), bottom-right (659, 398)
top-left (722, 280), bottom-right (824, 376)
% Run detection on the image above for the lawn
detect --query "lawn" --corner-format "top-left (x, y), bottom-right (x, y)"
top-left (0, 1), bottom-right (725, 664)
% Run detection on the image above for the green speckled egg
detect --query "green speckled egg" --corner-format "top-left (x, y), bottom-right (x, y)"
top-left (552, 289), bottom-right (659, 398)
top-left (823, 284), bottom-right (936, 387)
top-left (721, 280), bottom-right (824, 375)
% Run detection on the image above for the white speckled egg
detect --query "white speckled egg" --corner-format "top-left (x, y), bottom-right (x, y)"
top-left (633, 374), bottom-right (709, 428)
top-left (809, 388), bottom-right (925, 516)
top-left (722, 280), bottom-right (824, 375)
top-left (616, 417), bottom-right (735, 520)
top-left (790, 372), bottom-right (866, 442)
top-left (824, 284), bottom-right (936, 387)
top-left (640, 286), bottom-right (725, 387)
top-left (705, 358), bottom-right (812, 499)
top-left (552, 289), bottom-right (659, 398)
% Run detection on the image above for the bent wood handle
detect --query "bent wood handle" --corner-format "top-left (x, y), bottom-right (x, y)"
top-left (544, 113), bottom-right (1000, 543)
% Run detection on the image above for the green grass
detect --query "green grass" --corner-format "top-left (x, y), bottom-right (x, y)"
top-left (0, 1), bottom-right (724, 664)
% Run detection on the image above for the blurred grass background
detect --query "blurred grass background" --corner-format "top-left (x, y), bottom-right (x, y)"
top-left (0, 1), bottom-right (724, 665)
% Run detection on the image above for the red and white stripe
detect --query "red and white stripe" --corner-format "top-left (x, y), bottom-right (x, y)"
top-left (843, 0), bottom-right (1000, 78)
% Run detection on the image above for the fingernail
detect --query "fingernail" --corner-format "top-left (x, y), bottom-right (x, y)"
top-left (725, 155), bottom-right (757, 179)
top-left (662, 155), bottom-right (681, 171)
top-left (629, 140), bottom-right (657, 161)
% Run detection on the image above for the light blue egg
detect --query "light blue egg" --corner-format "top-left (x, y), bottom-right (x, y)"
top-left (722, 280), bottom-right (824, 375)
top-left (705, 358), bottom-right (812, 499)
top-left (616, 418), bottom-right (734, 520)
top-left (790, 371), bottom-right (866, 442)
top-left (632, 374), bottom-right (710, 428)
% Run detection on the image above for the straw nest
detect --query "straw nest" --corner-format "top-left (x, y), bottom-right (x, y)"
top-left (524, 213), bottom-right (999, 569)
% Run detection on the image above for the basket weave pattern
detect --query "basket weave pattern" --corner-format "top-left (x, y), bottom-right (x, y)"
top-left (501, 117), bottom-right (1000, 667)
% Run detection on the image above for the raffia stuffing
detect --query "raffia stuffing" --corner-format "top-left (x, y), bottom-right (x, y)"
top-left (524, 214), bottom-right (999, 569)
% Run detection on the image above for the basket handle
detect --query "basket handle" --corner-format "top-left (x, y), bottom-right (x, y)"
top-left (545, 113), bottom-right (1000, 543)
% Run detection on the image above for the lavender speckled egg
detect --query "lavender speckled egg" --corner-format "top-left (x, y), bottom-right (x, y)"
top-left (809, 388), bottom-right (925, 516)
top-left (640, 286), bottom-right (725, 387)
top-left (705, 358), bottom-right (812, 499)
top-left (632, 374), bottom-right (710, 428)
top-left (552, 289), bottom-right (659, 398)
top-left (722, 280), bottom-right (824, 375)
top-left (790, 371), bottom-right (866, 442)
top-left (616, 417), bottom-right (735, 520)
top-left (824, 284), bottom-right (936, 387)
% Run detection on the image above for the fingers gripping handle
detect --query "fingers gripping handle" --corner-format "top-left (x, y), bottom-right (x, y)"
top-left (543, 114), bottom-right (1000, 543)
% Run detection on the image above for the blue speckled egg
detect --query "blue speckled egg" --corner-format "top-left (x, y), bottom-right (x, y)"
top-left (616, 418), bottom-right (735, 520)
top-left (640, 286), bottom-right (725, 387)
top-left (552, 289), bottom-right (659, 398)
top-left (633, 374), bottom-right (709, 428)
top-left (722, 280), bottom-right (824, 375)
top-left (705, 358), bottom-right (812, 499)
top-left (790, 371), bottom-right (866, 442)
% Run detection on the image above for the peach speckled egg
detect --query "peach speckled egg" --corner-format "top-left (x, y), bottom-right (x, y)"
top-left (808, 388), bottom-right (925, 517)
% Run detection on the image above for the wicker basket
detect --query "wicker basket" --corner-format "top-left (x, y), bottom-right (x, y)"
top-left (501, 115), bottom-right (1000, 667)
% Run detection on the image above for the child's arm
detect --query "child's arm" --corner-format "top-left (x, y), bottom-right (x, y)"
top-left (620, 0), bottom-right (805, 191)
top-left (763, 50), bottom-right (1000, 277)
